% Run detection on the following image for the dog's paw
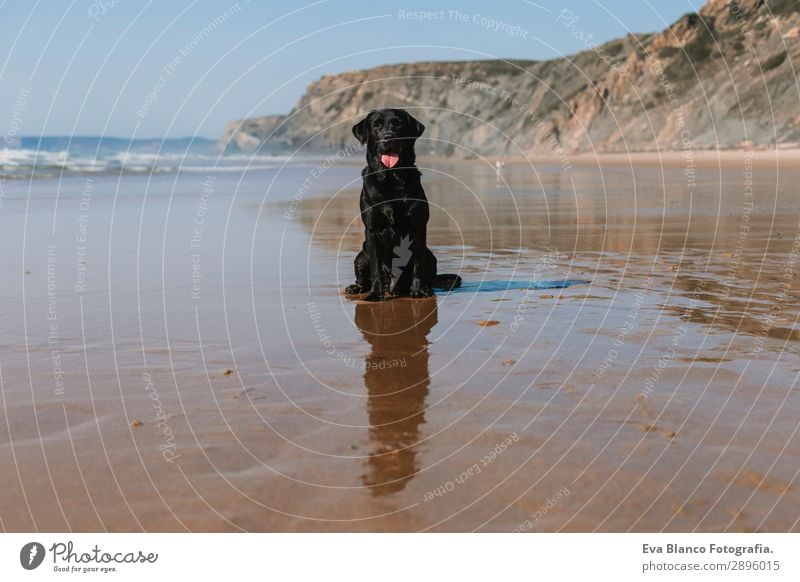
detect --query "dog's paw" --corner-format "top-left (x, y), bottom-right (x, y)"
top-left (344, 284), bottom-right (364, 295)
top-left (410, 287), bottom-right (434, 299)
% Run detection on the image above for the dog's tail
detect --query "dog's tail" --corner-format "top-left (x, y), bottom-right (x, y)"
top-left (432, 273), bottom-right (462, 290)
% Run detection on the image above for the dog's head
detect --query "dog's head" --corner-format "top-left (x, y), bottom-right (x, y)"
top-left (352, 108), bottom-right (425, 169)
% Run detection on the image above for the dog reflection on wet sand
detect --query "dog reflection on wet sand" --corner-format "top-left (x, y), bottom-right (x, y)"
top-left (355, 298), bottom-right (437, 496)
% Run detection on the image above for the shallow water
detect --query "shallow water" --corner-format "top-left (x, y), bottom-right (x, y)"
top-left (0, 157), bottom-right (798, 532)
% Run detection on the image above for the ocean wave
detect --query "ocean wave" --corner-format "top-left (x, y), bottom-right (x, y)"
top-left (0, 148), bottom-right (312, 177)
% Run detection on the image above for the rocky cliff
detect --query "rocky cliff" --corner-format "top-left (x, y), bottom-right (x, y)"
top-left (221, 0), bottom-right (800, 156)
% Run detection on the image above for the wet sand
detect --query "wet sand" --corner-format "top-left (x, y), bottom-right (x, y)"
top-left (1, 156), bottom-right (799, 531)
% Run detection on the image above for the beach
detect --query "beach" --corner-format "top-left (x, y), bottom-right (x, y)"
top-left (0, 153), bottom-right (798, 532)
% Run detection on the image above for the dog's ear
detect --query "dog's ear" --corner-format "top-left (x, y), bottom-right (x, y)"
top-left (352, 112), bottom-right (373, 145)
top-left (405, 111), bottom-right (425, 138)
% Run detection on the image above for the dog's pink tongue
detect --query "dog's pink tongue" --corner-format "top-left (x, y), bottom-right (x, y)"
top-left (381, 153), bottom-right (400, 168)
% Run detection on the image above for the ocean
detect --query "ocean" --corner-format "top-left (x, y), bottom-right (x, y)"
top-left (0, 135), bottom-right (306, 176)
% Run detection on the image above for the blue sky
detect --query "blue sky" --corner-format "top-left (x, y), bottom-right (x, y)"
top-left (0, 0), bottom-right (692, 139)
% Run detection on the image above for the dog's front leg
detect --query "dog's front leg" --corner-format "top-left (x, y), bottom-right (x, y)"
top-left (364, 226), bottom-right (391, 301)
top-left (409, 228), bottom-right (433, 298)
top-left (345, 248), bottom-right (370, 295)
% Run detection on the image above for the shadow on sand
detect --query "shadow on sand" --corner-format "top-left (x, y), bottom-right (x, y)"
top-left (440, 279), bottom-right (588, 293)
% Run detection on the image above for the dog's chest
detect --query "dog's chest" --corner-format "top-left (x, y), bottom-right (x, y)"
top-left (379, 199), bottom-right (412, 227)
top-left (362, 170), bottom-right (425, 232)
top-left (365, 192), bottom-right (416, 226)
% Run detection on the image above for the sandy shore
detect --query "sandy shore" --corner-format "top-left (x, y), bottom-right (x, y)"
top-left (0, 158), bottom-right (798, 531)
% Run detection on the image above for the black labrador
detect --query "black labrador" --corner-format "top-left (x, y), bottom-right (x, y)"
top-left (344, 108), bottom-right (461, 301)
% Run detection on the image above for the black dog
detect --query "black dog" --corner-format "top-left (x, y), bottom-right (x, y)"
top-left (344, 108), bottom-right (461, 301)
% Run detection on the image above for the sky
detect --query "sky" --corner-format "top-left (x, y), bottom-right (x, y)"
top-left (0, 0), bottom-right (693, 139)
